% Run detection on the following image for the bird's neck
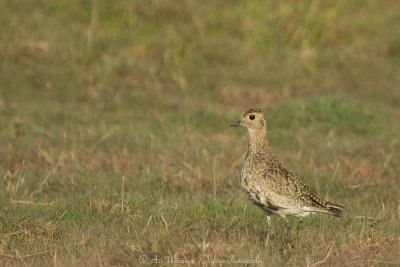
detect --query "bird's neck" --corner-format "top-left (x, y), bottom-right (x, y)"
top-left (247, 128), bottom-right (272, 157)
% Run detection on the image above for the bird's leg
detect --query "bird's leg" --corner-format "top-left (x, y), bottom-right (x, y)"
top-left (265, 216), bottom-right (271, 246)
top-left (284, 217), bottom-right (292, 243)
top-left (296, 217), bottom-right (304, 235)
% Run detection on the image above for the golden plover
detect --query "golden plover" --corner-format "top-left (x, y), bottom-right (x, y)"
top-left (231, 108), bottom-right (344, 245)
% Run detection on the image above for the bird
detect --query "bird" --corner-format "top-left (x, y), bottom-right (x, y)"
top-left (230, 108), bottom-right (344, 245)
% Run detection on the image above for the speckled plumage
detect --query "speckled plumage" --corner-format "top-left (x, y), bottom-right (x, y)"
top-left (231, 108), bottom-right (344, 244)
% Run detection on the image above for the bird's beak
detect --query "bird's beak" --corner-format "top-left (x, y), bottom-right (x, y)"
top-left (230, 120), bottom-right (241, 127)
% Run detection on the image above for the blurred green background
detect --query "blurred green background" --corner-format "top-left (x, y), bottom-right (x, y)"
top-left (0, 0), bottom-right (399, 265)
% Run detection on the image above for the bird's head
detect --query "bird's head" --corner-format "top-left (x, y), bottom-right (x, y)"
top-left (230, 108), bottom-right (266, 130)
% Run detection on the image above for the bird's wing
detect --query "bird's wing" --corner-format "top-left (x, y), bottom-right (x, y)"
top-left (262, 163), bottom-right (328, 208)
top-left (262, 163), bottom-right (344, 216)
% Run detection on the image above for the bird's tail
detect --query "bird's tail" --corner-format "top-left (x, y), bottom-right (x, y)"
top-left (324, 202), bottom-right (345, 217)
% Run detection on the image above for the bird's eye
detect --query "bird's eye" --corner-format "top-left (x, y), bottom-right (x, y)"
top-left (249, 115), bottom-right (255, 120)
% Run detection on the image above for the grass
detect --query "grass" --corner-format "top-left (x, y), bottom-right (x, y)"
top-left (1, 0), bottom-right (400, 265)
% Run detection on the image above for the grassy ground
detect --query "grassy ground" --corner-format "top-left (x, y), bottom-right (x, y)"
top-left (1, 0), bottom-right (400, 265)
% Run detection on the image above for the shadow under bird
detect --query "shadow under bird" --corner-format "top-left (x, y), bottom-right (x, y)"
top-left (231, 108), bottom-right (344, 245)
